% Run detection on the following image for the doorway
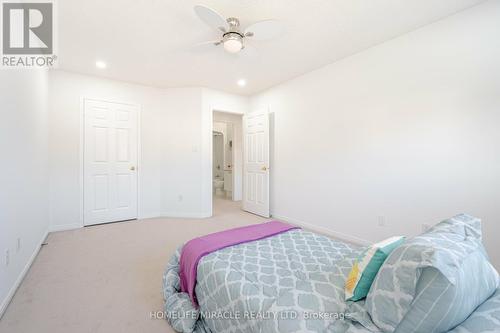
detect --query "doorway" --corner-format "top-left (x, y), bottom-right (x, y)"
top-left (210, 109), bottom-right (271, 218)
top-left (83, 99), bottom-right (139, 226)
top-left (212, 111), bottom-right (242, 206)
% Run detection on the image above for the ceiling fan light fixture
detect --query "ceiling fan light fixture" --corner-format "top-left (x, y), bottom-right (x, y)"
top-left (223, 34), bottom-right (243, 53)
top-left (193, 5), bottom-right (283, 55)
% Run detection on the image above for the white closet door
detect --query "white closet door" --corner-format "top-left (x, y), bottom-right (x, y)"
top-left (243, 110), bottom-right (270, 217)
top-left (84, 99), bottom-right (138, 226)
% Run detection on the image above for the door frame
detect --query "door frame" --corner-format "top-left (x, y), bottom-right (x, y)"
top-left (204, 106), bottom-right (271, 217)
top-left (79, 97), bottom-right (142, 227)
top-left (205, 107), bottom-right (243, 217)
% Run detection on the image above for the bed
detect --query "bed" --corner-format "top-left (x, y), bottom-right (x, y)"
top-left (163, 218), bottom-right (500, 333)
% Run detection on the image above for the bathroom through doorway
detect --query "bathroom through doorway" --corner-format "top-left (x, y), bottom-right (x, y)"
top-left (212, 111), bottom-right (243, 206)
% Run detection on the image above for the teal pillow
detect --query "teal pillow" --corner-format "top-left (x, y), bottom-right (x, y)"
top-left (345, 236), bottom-right (405, 301)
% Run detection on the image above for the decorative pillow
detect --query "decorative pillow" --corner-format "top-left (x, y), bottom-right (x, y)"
top-left (365, 214), bottom-right (499, 333)
top-left (447, 288), bottom-right (500, 333)
top-left (395, 253), bottom-right (498, 333)
top-left (345, 236), bottom-right (405, 301)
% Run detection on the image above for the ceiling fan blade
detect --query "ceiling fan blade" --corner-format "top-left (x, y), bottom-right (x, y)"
top-left (244, 19), bottom-right (284, 40)
top-left (194, 5), bottom-right (228, 33)
top-left (190, 40), bottom-right (221, 52)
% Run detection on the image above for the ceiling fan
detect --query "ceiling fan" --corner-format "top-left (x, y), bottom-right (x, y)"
top-left (193, 4), bottom-right (283, 54)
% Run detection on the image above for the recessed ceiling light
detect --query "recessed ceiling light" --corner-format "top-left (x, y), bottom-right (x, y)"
top-left (237, 79), bottom-right (246, 87)
top-left (95, 60), bottom-right (107, 69)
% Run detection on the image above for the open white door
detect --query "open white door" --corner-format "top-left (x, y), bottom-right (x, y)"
top-left (243, 110), bottom-right (270, 217)
top-left (84, 99), bottom-right (139, 226)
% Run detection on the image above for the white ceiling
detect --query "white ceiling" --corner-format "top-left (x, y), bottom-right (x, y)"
top-left (57, 0), bottom-right (485, 95)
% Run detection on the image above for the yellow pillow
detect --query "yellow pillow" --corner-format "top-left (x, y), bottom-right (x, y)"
top-left (345, 236), bottom-right (405, 301)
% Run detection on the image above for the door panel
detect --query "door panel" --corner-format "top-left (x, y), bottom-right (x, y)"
top-left (116, 174), bottom-right (132, 208)
top-left (116, 128), bottom-right (130, 161)
top-left (93, 175), bottom-right (108, 210)
top-left (93, 127), bottom-right (108, 161)
top-left (243, 110), bottom-right (270, 217)
top-left (84, 99), bottom-right (138, 225)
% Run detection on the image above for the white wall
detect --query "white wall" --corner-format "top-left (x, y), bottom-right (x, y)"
top-left (48, 72), bottom-right (248, 226)
top-left (251, 1), bottom-right (500, 268)
top-left (0, 70), bottom-right (50, 315)
top-left (49, 71), bottom-right (165, 228)
top-left (159, 87), bottom-right (206, 217)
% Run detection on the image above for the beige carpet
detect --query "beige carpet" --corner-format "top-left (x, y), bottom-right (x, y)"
top-left (0, 198), bottom-right (269, 333)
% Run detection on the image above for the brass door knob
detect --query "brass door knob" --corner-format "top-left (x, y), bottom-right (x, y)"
top-left (261, 166), bottom-right (268, 171)
top-left (130, 166), bottom-right (136, 171)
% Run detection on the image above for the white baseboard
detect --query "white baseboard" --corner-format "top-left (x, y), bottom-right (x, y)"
top-left (48, 212), bottom-right (213, 229)
top-left (49, 223), bottom-right (82, 232)
top-left (161, 211), bottom-right (211, 219)
top-left (138, 213), bottom-right (162, 220)
top-left (0, 229), bottom-right (49, 319)
top-left (272, 214), bottom-right (372, 246)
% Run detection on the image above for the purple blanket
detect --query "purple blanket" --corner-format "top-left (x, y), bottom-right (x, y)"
top-left (179, 221), bottom-right (300, 306)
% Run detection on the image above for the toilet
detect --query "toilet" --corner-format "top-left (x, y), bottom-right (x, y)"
top-left (213, 178), bottom-right (224, 196)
